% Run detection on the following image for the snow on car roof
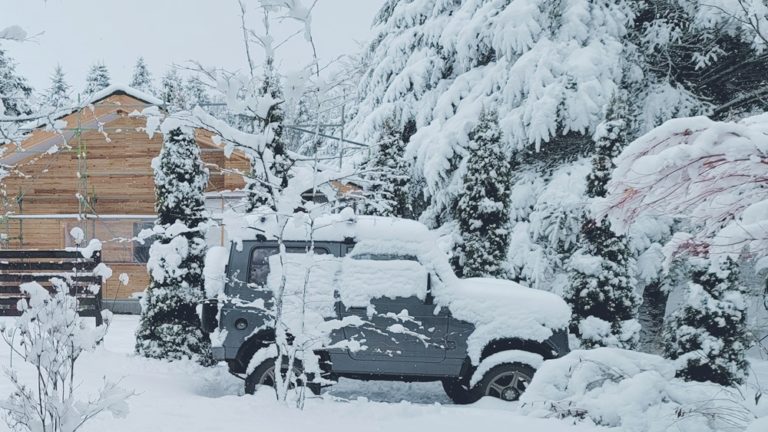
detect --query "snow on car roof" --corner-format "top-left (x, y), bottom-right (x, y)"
top-left (231, 208), bottom-right (437, 245)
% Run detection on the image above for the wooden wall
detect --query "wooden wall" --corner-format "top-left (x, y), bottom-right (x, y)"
top-left (0, 93), bottom-right (249, 299)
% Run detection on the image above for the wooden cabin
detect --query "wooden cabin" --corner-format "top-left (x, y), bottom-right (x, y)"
top-left (0, 86), bottom-right (249, 301)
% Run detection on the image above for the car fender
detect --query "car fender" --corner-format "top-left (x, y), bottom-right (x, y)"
top-left (231, 329), bottom-right (276, 374)
top-left (469, 350), bottom-right (544, 387)
top-left (479, 336), bottom-right (563, 364)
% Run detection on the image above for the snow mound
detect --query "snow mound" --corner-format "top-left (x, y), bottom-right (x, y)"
top-left (520, 348), bottom-right (760, 432)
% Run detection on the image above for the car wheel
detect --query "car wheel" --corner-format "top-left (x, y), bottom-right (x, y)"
top-left (441, 378), bottom-right (474, 404)
top-left (244, 358), bottom-right (320, 396)
top-left (473, 363), bottom-right (535, 402)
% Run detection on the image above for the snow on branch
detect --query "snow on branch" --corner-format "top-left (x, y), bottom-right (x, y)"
top-left (0, 26), bottom-right (27, 42)
top-left (600, 114), bottom-right (768, 259)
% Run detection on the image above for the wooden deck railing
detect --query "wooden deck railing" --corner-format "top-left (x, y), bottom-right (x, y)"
top-left (0, 249), bottom-right (104, 325)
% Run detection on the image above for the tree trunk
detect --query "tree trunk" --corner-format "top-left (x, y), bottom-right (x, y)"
top-left (638, 279), bottom-right (669, 354)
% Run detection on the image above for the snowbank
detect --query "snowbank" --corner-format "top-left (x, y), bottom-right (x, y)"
top-left (520, 348), bottom-right (763, 432)
top-left (0, 315), bottom-right (604, 432)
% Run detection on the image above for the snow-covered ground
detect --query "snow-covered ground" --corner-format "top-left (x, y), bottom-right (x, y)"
top-left (0, 315), bottom-right (607, 432)
top-left (0, 315), bottom-right (765, 431)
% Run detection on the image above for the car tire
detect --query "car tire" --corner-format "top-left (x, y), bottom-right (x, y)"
top-left (441, 378), bottom-right (474, 404)
top-left (470, 362), bottom-right (535, 402)
top-left (244, 357), bottom-right (321, 396)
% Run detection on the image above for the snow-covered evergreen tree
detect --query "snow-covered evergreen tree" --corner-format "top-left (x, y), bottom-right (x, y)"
top-left (664, 257), bottom-right (751, 386)
top-left (43, 65), bottom-right (72, 110)
top-left (130, 57), bottom-right (154, 94)
top-left (84, 62), bottom-right (111, 95)
top-left (184, 76), bottom-right (209, 110)
top-left (451, 109), bottom-right (512, 278)
top-left (360, 117), bottom-right (412, 217)
top-left (351, 2), bottom-right (768, 297)
top-left (244, 59), bottom-right (291, 212)
top-left (135, 126), bottom-right (212, 364)
top-left (160, 69), bottom-right (187, 112)
top-left (0, 47), bottom-right (32, 118)
top-left (0, 47), bottom-right (33, 146)
top-left (565, 97), bottom-right (640, 349)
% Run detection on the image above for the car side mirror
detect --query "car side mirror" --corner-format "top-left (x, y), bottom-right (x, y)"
top-left (425, 272), bottom-right (434, 305)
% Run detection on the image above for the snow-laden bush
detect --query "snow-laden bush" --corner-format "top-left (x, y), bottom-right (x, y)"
top-left (135, 126), bottom-right (213, 364)
top-left (664, 257), bottom-right (752, 386)
top-left (0, 280), bottom-right (132, 432)
top-left (452, 108), bottom-right (512, 278)
top-left (520, 348), bottom-right (762, 432)
top-left (507, 159), bottom-right (590, 295)
top-left (565, 97), bottom-right (640, 349)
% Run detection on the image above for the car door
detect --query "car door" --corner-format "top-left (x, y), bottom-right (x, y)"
top-left (338, 253), bottom-right (448, 370)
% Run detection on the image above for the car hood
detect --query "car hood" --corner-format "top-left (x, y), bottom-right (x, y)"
top-left (438, 277), bottom-right (571, 362)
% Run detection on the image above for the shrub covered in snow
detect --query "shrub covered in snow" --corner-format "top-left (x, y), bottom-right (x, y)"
top-left (664, 257), bottom-right (752, 386)
top-left (0, 280), bottom-right (131, 432)
top-left (452, 109), bottom-right (512, 278)
top-left (565, 98), bottom-right (640, 349)
top-left (243, 58), bottom-right (291, 212)
top-left (359, 117), bottom-right (413, 218)
top-left (135, 126), bottom-right (213, 364)
top-left (520, 348), bottom-right (760, 432)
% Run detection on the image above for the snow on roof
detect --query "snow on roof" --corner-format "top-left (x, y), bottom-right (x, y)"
top-left (18, 84), bottom-right (162, 133)
top-left (84, 84), bottom-right (163, 107)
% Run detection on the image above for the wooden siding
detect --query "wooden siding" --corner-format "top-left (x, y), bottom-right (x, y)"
top-left (0, 93), bottom-right (250, 298)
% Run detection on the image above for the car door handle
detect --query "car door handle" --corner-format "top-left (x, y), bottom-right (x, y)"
top-left (445, 340), bottom-right (457, 350)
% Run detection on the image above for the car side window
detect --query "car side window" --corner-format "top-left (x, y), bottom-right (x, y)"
top-left (340, 252), bottom-right (430, 304)
top-left (248, 246), bottom-right (328, 285)
top-left (350, 253), bottom-right (418, 261)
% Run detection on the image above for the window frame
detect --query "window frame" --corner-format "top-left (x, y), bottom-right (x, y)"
top-left (246, 245), bottom-right (330, 286)
top-left (132, 221), bottom-right (157, 264)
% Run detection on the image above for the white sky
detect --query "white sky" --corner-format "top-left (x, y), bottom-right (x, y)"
top-left (2, 0), bottom-right (385, 93)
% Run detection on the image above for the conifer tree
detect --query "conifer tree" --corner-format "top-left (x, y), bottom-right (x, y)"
top-left (0, 47), bottom-right (33, 118)
top-left (84, 62), bottom-right (111, 95)
top-left (565, 97), bottom-right (640, 349)
top-left (451, 109), bottom-right (512, 278)
top-left (184, 77), bottom-right (209, 110)
top-left (244, 60), bottom-right (290, 212)
top-left (130, 57), bottom-right (154, 94)
top-left (44, 65), bottom-right (72, 110)
top-left (361, 118), bottom-right (411, 217)
top-left (664, 257), bottom-right (751, 386)
top-left (135, 127), bottom-right (212, 364)
top-left (160, 69), bottom-right (187, 112)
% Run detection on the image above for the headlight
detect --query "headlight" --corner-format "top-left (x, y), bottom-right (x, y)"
top-left (234, 318), bottom-right (248, 331)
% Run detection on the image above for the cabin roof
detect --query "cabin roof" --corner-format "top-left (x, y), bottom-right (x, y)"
top-left (1, 85), bottom-right (247, 168)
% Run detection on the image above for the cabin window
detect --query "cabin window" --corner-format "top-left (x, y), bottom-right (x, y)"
top-left (64, 221), bottom-right (95, 247)
top-left (64, 220), bottom-right (135, 263)
top-left (133, 222), bottom-right (157, 263)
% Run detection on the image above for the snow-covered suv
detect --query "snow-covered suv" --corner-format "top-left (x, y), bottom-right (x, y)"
top-left (200, 212), bottom-right (570, 403)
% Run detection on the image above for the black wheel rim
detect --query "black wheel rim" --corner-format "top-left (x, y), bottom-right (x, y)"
top-left (485, 370), bottom-right (531, 401)
top-left (258, 366), bottom-right (277, 387)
